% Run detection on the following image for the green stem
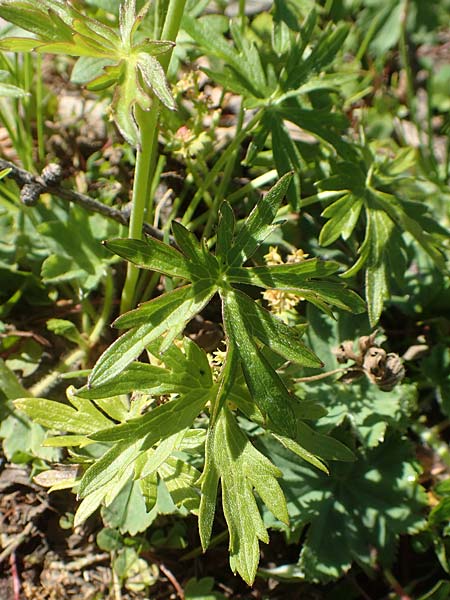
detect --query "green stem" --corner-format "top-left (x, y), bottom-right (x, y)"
top-left (35, 54), bottom-right (45, 164)
top-left (120, 0), bottom-right (187, 313)
top-left (203, 102), bottom-right (245, 238)
top-left (182, 108), bottom-right (264, 227)
top-left (89, 269), bottom-right (114, 346)
top-left (120, 109), bottom-right (159, 314)
top-left (29, 347), bottom-right (85, 397)
top-left (29, 272), bottom-right (114, 397)
top-left (399, 0), bottom-right (424, 149)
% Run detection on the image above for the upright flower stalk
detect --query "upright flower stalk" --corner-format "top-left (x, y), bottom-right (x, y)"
top-left (120, 0), bottom-right (187, 313)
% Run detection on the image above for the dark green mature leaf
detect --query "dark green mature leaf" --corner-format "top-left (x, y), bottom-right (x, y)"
top-left (227, 259), bottom-right (339, 286)
top-left (216, 201), bottom-right (235, 259)
top-left (172, 221), bottom-right (220, 279)
top-left (257, 434), bottom-right (427, 582)
top-left (231, 289), bottom-right (321, 368)
top-left (226, 172), bottom-right (293, 266)
top-left (223, 290), bottom-right (297, 437)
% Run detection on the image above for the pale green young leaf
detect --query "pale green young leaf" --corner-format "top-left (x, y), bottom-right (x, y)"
top-left (74, 487), bottom-right (108, 528)
top-left (136, 52), bottom-right (176, 110)
top-left (79, 392), bottom-right (208, 497)
top-left (14, 396), bottom-right (113, 435)
top-left (101, 478), bottom-right (154, 535)
top-left (78, 439), bottom-right (142, 499)
top-left (88, 285), bottom-right (214, 387)
top-left (135, 431), bottom-right (187, 479)
top-left (89, 391), bottom-right (209, 444)
top-left (111, 62), bottom-right (148, 146)
top-left (319, 194), bottom-right (363, 246)
top-left (159, 456), bottom-right (201, 513)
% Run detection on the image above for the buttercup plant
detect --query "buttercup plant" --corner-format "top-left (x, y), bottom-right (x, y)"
top-left (0, 0), bottom-right (446, 594)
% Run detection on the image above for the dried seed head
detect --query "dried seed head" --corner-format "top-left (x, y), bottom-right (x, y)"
top-left (41, 163), bottom-right (62, 185)
top-left (333, 340), bottom-right (360, 364)
top-left (20, 183), bottom-right (43, 206)
top-left (377, 353), bottom-right (405, 391)
top-left (334, 332), bottom-right (405, 392)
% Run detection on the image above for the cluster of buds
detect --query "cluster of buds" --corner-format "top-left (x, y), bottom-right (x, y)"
top-left (334, 331), bottom-right (405, 392)
top-left (263, 246), bottom-right (308, 318)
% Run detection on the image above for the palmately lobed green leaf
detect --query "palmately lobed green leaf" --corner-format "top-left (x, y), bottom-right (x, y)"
top-left (257, 434), bottom-right (427, 582)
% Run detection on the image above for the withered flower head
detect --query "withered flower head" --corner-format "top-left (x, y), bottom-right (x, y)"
top-left (333, 332), bottom-right (405, 392)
